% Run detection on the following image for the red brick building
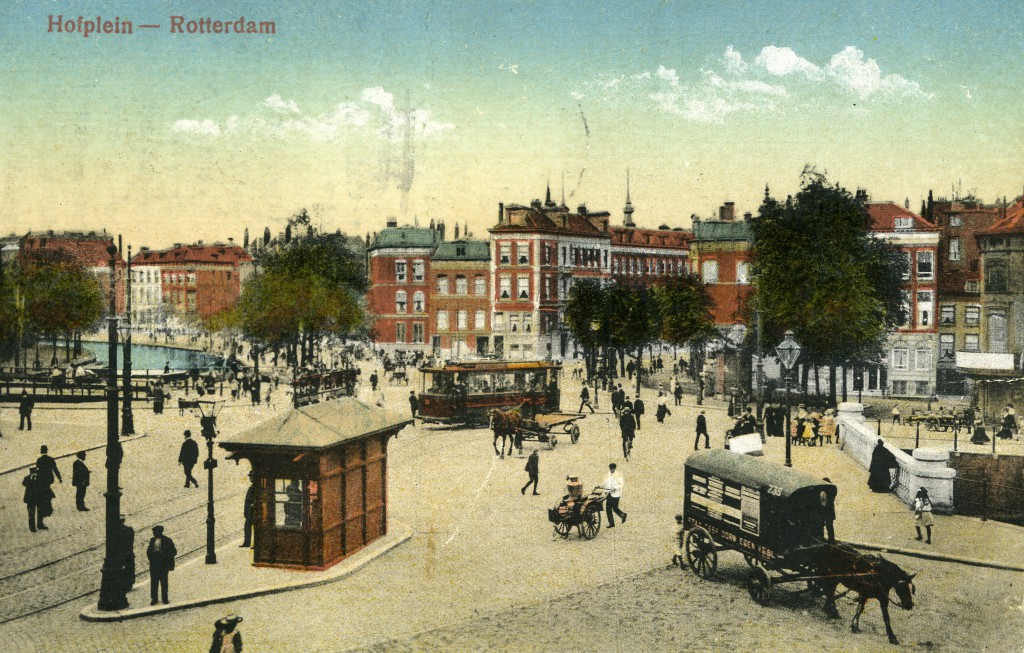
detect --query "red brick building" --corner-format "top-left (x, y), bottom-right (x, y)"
top-left (690, 203), bottom-right (754, 326)
top-left (131, 242), bottom-right (253, 323)
top-left (429, 239), bottom-right (491, 358)
top-left (18, 230), bottom-right (126, 313)
top-left (366, 220), bottom-right (444, 356)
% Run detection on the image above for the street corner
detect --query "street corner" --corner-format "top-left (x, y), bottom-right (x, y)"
top-left (78, 521), bottom-right (414, 622)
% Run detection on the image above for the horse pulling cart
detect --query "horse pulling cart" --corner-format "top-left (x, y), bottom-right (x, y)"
top-left (682, 450), bottom-right (917, 645)
top-left (489, 409), bottom-right (585, 457)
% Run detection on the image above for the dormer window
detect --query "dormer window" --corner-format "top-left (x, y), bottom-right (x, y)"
top-left (894, 217), bottom-right (914, 230)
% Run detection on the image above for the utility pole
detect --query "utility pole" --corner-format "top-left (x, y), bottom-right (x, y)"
top-left (121, 245), bottom-right (134, 435)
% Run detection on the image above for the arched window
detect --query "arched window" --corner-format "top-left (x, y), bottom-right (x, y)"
top-left (395, 291), bottom-right (407, 313)
top-left (412, 291), bottom-right (425, 313)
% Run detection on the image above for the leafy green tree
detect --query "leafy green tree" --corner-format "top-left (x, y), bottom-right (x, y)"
top-left (236, 209), bottom-right (368, 368)
top-left (751, 169), bottom-right (908, 402)
top-left (563, 279), bottom-right (607, 380)
top-left (653, 273), bottom-right (717, 401)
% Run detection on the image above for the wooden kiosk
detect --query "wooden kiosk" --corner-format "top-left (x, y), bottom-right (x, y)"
top-left (219, 398), bottom-right (411, 570)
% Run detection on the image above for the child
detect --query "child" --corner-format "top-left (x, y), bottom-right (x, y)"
top-left (913, 487), bottom-right (933, 544)
top-left (671, 514), bottom-right (685, 567)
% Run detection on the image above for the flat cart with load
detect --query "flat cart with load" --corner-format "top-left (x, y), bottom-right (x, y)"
top-left (548, 477), bottom-right (608, 539)
top-left (516, 412), bottom-right (585, 448)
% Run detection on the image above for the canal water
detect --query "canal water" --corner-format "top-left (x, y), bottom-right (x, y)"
top-left (83, 342), bottom-right (226, 371)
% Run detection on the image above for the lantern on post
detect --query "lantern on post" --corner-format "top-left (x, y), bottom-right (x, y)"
top-left (774, 330), bottom-right (802, 468)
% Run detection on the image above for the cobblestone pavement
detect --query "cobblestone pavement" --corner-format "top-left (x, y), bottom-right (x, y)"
top-left (0, 368), bottom-right (1021, 652)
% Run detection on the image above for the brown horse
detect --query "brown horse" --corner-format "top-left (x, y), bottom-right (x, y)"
top-left (815, 544), bottom-right (917, 645)
top-left (489, 407), bottom-right (523, 459)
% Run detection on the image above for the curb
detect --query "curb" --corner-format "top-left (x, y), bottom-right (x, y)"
top-left (846, 539), bottom-right (1024, 573)
top-left (79, 521), bottom-right (414, 622)
top-left (0, 433), bottom-right (149, 477)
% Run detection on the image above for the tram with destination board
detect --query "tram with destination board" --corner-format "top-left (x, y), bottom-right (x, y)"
top-left (416, 360), bottom-right (561, 425)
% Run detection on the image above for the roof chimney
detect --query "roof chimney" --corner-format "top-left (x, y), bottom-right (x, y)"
top-left (577, 203), bottom-right (587, 215)
top-left (386, 217), bottom-right (398, 228)
top-left (719, 202), bottom-right (735, 221)
top-left (498, 202), bottom-right (504, 225)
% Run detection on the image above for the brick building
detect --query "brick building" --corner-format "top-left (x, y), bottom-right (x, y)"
top-left (131, 242), bottom-right (253, 326)
top-left (18, 230), bottom-right (126, 313)
top-left (366, 220), bottom-right (444, 356)
top-left (690, 203), bottom-right (753, 326)
top-left (864, 201), bottom-right (940, 397)
top-left (430, 238), bottom-right (491, 358)
top-left (928, 195), bottom-right (1005, 394)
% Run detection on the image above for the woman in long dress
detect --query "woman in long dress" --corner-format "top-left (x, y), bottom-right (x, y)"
top-left (867, 439), bottom-right (897, 492)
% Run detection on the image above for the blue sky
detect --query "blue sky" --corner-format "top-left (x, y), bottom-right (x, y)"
top-left (1, 0), bottom-right (1021, 247)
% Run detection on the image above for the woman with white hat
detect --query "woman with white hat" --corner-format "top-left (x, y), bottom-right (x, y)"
top-left (209, 613), bottom-right (243, 653)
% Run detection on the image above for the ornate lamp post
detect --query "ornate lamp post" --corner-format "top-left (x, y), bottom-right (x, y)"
top-left (775, 330), bottom-right (802, 467)
top-left (198, 400), bottom-right (223, 564)
top-left (98, 244), bottom-right (128, 611)
top-left (121, 245), bottom-right (135, 435)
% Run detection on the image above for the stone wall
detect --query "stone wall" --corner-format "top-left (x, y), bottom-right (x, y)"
top-left (836, 402), bottom-right (956, 512)
top-left (948, 451), bottom-right (1024, 523)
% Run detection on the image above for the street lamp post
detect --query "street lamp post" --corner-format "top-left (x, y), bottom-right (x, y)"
top-left (98, 244), bottom-right (128, 611)
top-left (775, 330), bottom-right (802, 468)
top-left (121, 245), bottom-right (135, 435)
top-left (198, 400), bottom-right (222, 564)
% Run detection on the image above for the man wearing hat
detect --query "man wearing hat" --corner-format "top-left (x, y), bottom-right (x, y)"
top-left (178, 430), bottom-right (200, 488)
top-left (146, 525), bottom-right (177, 605)
top-left (618, 404), bottom-right (636, 460)
top-left (694, 410), bottom-right (709, 450)
top-left (22, 467), bottom-right (45, 532)
top-left (72, 451), bottom-right (91, 511)
top-left (115, 514), bottom-right (136, 595)
top-left (209, 613), bottom-right (244, 653)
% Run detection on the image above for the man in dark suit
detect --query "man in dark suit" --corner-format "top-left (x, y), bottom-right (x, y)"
top-left (22, 467), bottom-right (44, 532)
top-left (115, 514), bottom-right (136, 595)
top-left (619, 404), bottom-right (636, 460)
top-left (19, 390), bottom-right (35, 431)
top-left (632, 395), bottom-right (645, 430)
top-left (36, 445), bottom-right (63, 487)
top-left (72, 451), bottom-right (91, 511)
top-left (241, 472), bottom-right (256, 548)
top-left (178, 430), bottom-right (200, 488)
top-left (146, 525), bottom-right (177, 605)
top-left (695, 410), bottom-right (710, 450)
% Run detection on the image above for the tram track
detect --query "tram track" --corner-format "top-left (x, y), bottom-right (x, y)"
top-left (0, 488), bottom-right (245, 624)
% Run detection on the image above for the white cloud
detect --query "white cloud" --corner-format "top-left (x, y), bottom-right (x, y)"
top-left (722, 45), bottom-right (747, 75)
top-left (826, 46), bottom-right (933, 99)
top-left (263, 94), bottom-right (300, 114)
top-left (171, 119), bottom-right (222, 137)
top-left (656, 65), bottom-right (680, 87)
top-left (754, 45), bottom-right (824, 80)
top-left (703, 70), bottom-right (787, 97)
top-left (171, 89), bottom-right (451, 142)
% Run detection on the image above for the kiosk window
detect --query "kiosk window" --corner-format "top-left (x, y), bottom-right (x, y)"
top-left (275, 479), bottom-right (306, 529)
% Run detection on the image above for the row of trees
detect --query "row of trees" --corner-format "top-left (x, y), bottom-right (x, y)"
top-left (0, 250), bottom-right (106, 366)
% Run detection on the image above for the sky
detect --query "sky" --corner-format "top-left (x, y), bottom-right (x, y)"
top-left (1, 0), bottom-right (1022, 249)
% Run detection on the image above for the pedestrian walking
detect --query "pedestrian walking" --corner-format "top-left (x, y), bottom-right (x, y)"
top-left (891, 405), bottom-right (901, 424)
top-left (673, 383), bottom-right (683, 407)
top-left (578, 386), bottom-right (595, 413)
top-left (369, 370), bottom-right (379, 392)
top-left (632, 395), bottom-right (645, 430)
top-left (179, 430), bottom-right (200, 488)
top-left (521, 449), bottom-right (539, 495)
top-left (408, 390), bottom-right (419, 418)
top-left (694, 410), bottom-right (710, 449)
top-left (618, 404), bottom-right (636, 459)
top-left (146, 525), bottom-right (177, 605)
top-left (22, 467), bottom-right (47, 532)
top-left (209, 614), bottom-right (244, 653)
top-left (72, 451), bottom-right (91, 511)
top-left (35, 445), bottom-right (63, 487)
top-left (671, 514), bottom-right (685, 566)
top-left (153, 384), bottom-right (165, 414)
top-left (603, 463), bottom-right (627, 527)
top-left (867, 439), bottom-right (898, 493)
top-left (913, 488), bottom-right (934, 544)
top-left (18, 390), bottom-right (34, 431)
top-left (241, 472), bottom-right (256, 548)
top-left (655, 391), bottom-right (670, 423)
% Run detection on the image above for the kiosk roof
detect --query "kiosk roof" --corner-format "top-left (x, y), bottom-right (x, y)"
top-left (686, 449), bottom-right (834, 499)
top-left (220, 398), bottom-right (412, 452)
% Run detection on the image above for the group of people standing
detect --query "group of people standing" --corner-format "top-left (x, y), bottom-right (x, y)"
top-left (21, 445), bottom-right (93, 532)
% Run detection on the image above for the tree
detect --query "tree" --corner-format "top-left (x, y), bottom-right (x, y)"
top-left (751, 169), bottom-right (908, 403)
top-left (563, 279), bottom-right (607, 380)
top-left (653, 273), bottom-right (718, 402)
top-left (236, 209), bottom-right (368, 368)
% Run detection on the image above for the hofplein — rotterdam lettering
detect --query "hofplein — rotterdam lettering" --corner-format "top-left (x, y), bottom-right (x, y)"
top-left (170, 16), bottom-right (276, 34)
top-left (47, 15), bottom-right (133, 37)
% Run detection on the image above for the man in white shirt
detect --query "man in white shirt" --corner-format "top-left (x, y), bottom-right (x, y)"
top-left (603, 463), bottom-right (627, 527)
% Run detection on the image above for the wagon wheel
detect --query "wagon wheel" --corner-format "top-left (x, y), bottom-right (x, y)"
top-left (926, 418), bottom-right (938, 431)
top-left (743, 554), bottom-right (760, 568)
top-left (580, 506), bottom-right (602, 539)
top-left (553, 520), bottom-right (572, 539)
top-left (748, 565), bottom-right (772, 605)
top-left (685, 527), bottom-right (718, 579)
top-left (569, 423), bottom-right (581, 444)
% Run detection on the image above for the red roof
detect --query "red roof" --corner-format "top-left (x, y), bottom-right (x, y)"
top-left (132, 243), bottom-right (253, 266)
top-left (866, 203), bottom-right (938, 232)
top-left (610, 227), bottom-right (692, 249)
top-left (976, 199), bottom-right (1024, 237)
top-left (20, 231), bottom-right (124, 267)
top-left (490, 204), bottom-right (612, 238)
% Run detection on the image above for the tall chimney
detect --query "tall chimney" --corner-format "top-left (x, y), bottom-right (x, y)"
top-left (719, 202), bottom-right (735, 221)
top-left (498, 202), bottom-right (504, 225)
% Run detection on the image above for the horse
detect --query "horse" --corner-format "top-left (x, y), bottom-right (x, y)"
top-left (488, 407), bottom-right (523, 459)
top-left (814, 543), bottom-right (917, 645)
